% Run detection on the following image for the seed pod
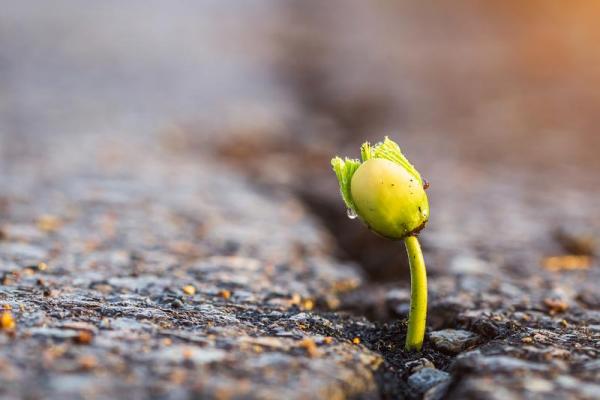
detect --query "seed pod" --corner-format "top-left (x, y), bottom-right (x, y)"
top-left (331, 137), bottom-right (429, 240)
top-left (351, 158), bottom-right (428, 239)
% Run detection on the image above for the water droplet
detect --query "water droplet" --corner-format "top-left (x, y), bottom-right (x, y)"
top-left (347, 208), bottom-right (358, 219)
top-left (423, 178), bottom-right (430, 190)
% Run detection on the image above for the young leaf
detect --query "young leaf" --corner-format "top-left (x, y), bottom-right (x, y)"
top-left (331, 156), bottom-right (361, 212)
top-left (372, 137), bottom-right (422, 185)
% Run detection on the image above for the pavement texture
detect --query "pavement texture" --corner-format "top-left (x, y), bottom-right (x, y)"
top-left (1, 1), bottom-right (600, 399)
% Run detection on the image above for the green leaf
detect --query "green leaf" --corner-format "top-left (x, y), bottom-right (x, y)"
top-left (372, 136), bottom-right (422, 185)
top-left (331, 156), bottom-right (361, 211)
top-left (360, 142), bottom-right (372, 162)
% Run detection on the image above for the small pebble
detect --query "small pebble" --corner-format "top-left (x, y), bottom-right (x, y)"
top-left (544, 298), bottom-right (568, 314)
top-left (302, 299), bottom-right (314, 310)
top-left (429, 329), bottom-right (480, 354)
top-left (408, 368), bottom-right (450, 393)
top-left (78, 355), bottom-right (98, 370)
top-left (405, 358), bottom-right (435, 373)
top-left (171, 299), bottom-right (184, 309)
top-left (182, 285), bottom-right (196, 296)
top-left (74, 330), bottom-right (94, 345)
top-left (298, 338), bottom-right (320, 358)
top-left (542, 255), bottom-right (591, 271)
top-left (0, 311), bottom-right (16, 331)
top-left (37, 215), bottom-right (62, 232)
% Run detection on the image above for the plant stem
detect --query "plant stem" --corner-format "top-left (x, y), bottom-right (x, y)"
top-left (404, 235), bottom-right (427, 351)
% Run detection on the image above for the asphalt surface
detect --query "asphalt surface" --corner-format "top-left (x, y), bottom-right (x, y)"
top-left (1, 2), bottom-right (600, 399)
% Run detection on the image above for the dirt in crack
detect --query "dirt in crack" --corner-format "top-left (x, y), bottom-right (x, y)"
top-left (295, 310), bottom-right (453, 400)
top-left (347, 320), bottom-right (452, 399)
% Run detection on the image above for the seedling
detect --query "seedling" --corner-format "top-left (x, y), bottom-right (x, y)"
top-left (331, 137), bottom-right (429, 351)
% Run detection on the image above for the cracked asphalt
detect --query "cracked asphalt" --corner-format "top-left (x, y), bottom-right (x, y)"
top-left (1, 1), bottom-right (600, 399)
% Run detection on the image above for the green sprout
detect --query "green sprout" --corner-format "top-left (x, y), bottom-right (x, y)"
top-left (331, 137), bottom-right (429, 351)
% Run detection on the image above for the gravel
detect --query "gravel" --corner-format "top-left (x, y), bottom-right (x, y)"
top-left (2, 2), bottom-right (600, 399)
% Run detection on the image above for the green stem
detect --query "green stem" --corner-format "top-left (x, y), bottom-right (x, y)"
top-left (404, 235), bottom-right (427, 351)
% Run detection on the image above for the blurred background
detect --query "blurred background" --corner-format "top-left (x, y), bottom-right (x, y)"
top-left (2, 0), bottom-right (599, 281)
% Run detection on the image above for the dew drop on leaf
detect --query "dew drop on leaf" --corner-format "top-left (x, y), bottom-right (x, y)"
top-left (347, 208), bottom-right (358, 219)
